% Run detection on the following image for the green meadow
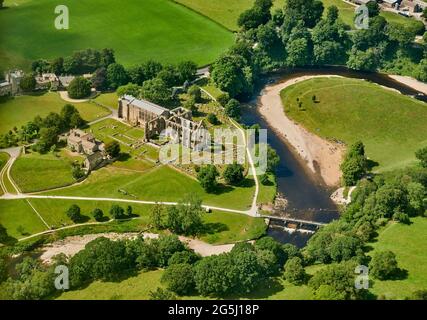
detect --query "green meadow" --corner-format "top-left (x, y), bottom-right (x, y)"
top-left (43, 165), bottom-right (257, 211)
top-left (0, 93), bottom-right (110, 135)
top-left (0, 0), bottom-right (234, 71)
top-left (281, 77), bottom-right (427, 172)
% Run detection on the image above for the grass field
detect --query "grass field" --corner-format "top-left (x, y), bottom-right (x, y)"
top-left (0, 196), bottom-right (266, 243)
top-left (44, 165), bottom-right (256, 211)
top-left (281, 77), bottom-right (427, 172)
top-left (368, 217), bottom-right (427, 299)
top-left (0, 199), bottom-right (48, 239)
top-left (93, 93), bottom-right (119, 110)
top-left (0, 0), bottom-right (234, 71)
top-left (0, 93), bottom-right (110, 135)
top-left (11, 150), bottom-right (79, 193)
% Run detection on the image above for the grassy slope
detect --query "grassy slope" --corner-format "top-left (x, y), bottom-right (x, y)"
top-left (11, 151), bottom-right (77, 193)
top-left (0, 199), bottom-right (48, 238)
top-left (368, 217), bottom-right (427, 299)
top-left (281, 77), bottom-right (427, 172)
top-left (0, 93), bottom-right (110, 134)
top-left (0, 0), bottom-right (234, 71)
top-left (0, 152), bottom-right (10, 196)
top-left (94, 93), bottom-right (119, 110)
top-left (44, 165), bottom-right (257, 211)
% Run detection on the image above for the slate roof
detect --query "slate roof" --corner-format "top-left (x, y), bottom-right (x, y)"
top-left (123, 95), bottom-right (169, 116)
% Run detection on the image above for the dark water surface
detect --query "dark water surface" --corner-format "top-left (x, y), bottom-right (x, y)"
top-left (243, 67), bottom-right (426, 246)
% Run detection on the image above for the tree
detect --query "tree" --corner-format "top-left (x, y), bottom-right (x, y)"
top-left (286, 23), bottom-right (313, 67)
top-left (283, 257), bottom-right (306, 285)
top-left (110, 205), bottom-right (126, 220)
top-left (100, 48), bottom-right (116, 68)
top-left (369, 250), bottom-right (399, 280)
top-left (366, 1), bottom-right (379, 17)
top-left (60, 104), bottom-right (84, 129)
top-left (283, 0), bottom-right (324, 28)
top-left (165, 194), bottom-right (204, 235)
top-left (154, 235), bottom-right (187, 267)
top-left (19, 74), bottom-right (36, 92)
top-left (107, 63), bottom-right (129, 89)
top-left (67, 76), bottom-right (91, 99)
top-left (35, 127), bottom-right (59, 153)
top-left (412, 290), bottom-right (427, 300)
top-left (140, 78), bottom-right (172, 105)
top-left (225, 99), bottom-right (240, 119)
top-left (51, 57), bottom-right (64, 75)
top-left (168, 251), bottom-right (200, 266)
top-left (187, 85), bottom-right (202, 103)
top-left (177, 61), bottom-right (198, 83)
top-left (72, 165), bottom-right (85, 180)
top-left (161, 263), bottom-right (195, 295)
top-left (91, 67), bottom-right (108, 91)
top-left (211, 53), bottom-right (254, 98)
top-left (194, 254), bottom-right (237, 296)
top-left (266, 145), bottom-right (280, 173)
top-left (150, 204), bottom-right (165, 229)
top-left (309, 260), bottom-right (367, 300)
top-left (0, 224), bottom-right (11, 244)
top-left (223, 163), bottom-right (244, 185)
top-left (92, 208), bottom-right (104, 222)
top-left (157, 65), bottom-right (180, 87)
top-left (237, 0), bottom-right (273, 30)
top-left (0, 1), bottom-right (5, 9)
top-left (66, 204), bottom-right (82, 223)
top-left (149, 288), bottom-right (178, 300)
top-left (207, 113), bottom-right (219, 125)
top-left (105, 140), bottom-right (120, 158)
top-left (197, 165), bottom-right (219, 193)
top-left (340, 141), bottom-right (368, 186)
top-left (416, 147), bottom-right (427, 168)
top-left (255, 236), bottom-right (286, 269)
top-left (116, 83), bottom-right (140, 97)
top-left (126, 205), bottom-right (133, 216)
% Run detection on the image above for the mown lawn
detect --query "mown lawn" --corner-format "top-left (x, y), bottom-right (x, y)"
top-left (281, 77), bottom-right (427, 172)
top-left (368, 217), bottom-right (427, 299)
top-left (0, 0), bottom-right (234, 71)
top-left (0, 199), bottom-right (48, 239)
top-left (2, 196), bottom-right (265, 243)
top-left (44, 165), bottom-right (256, 211)
top-left (11, 151), bottom-right (78, 193)
top-left (0, 93), bottom-right (110, 134)
top-left (93, 93), bottom-right (119, 110)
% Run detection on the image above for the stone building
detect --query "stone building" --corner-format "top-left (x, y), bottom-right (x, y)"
top-left (67, 129), bottom-right (104, 155)
top-left (118, 95), bottom-right (208, 149)
top-left (0, 81), bottom-right (12, 96)
top-left (1, 70), bottom-right (24, 96)
top-left (35, 73), bottom-right (60, 91)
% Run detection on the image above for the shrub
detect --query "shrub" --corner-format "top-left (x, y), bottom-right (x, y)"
top-left (223, 163), bottom-right (244, 185)
top-left (66, 204), bottom-right (82, 223)
top-left (283, 257), bottom-right (306, 285)
top-left (369, 250), bottom-right (399, 280)
top-left (109, 205), bottom-right (126, 220)
top-left (187, 85), bottom-right (202, 102)
top-left (207, 113), bottom-right (219, 125)
top-left (161, 263), bottom-right (195, 295)
top-left (92, 208), bottom-right (104, 222)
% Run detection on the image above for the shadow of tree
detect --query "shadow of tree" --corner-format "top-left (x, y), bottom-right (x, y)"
top-left (198, 222), bottom-right (229, 236)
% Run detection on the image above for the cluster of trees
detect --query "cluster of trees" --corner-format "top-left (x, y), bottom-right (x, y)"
top-left (0, 104), bottom-right (84, 151)
top-left (196, 163), bottom-right (246, 192)
top-left (149, 195), bottom-right (204, 236)
top-left (162, 237), bottom-right (301, 297)
top-left (113, 60), bottom-right (198, 105)
top-left (32, 48), bottom-right (116, 75)
top-left (66, 203), bottom-right (133, 223)
top-left (67, 76), bottom-right (92, 99)
top-left (340, 141), bottom-right (368, 186)
top-left (211, 0), bottom-right (426, 99)
top-left (299, 148), bottom-right (427, 299)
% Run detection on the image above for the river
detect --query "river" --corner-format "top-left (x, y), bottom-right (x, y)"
top-left (242, 66), bottom-right (426, 247)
